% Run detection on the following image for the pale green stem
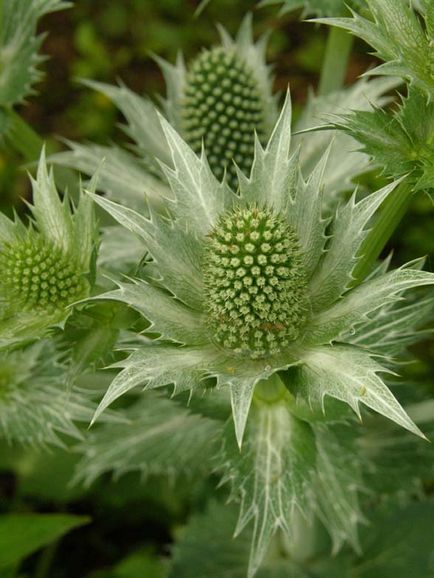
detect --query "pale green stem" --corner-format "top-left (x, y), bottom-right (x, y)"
top-left (254, 374), bottom-right (319, 566)
top-left (351, 182), bottom-right (415, 286)
top-left (5, 110), bottom-right (78, 194)
top-left (318, 28), bottom-right (354, 96)
top-left (254, 373), bottom-right (287, 404)
top-left (280, 511), bottom-right (318, 564)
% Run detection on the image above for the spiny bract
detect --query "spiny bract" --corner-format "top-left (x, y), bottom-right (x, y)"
top-left (182, 47), bottom-right (266, 188)
top-left (204, 205), bottom-right (307, 357)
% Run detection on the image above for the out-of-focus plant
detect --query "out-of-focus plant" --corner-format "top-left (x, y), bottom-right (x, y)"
top-left (0, 0), bottom-right (69, 160)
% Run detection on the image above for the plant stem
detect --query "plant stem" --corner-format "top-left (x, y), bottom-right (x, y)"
top-left (351, 182), bottom-right (415, 285)
top-left (7, 110), bottom-right (44, 162)
top-left (5, 110), bottom-right (78, 194)
top-left (318, 28), bottom-right (353, 96)
top-left (254, 373), bottom-right (287, 404)
top-left (34, 540), bottom-right (58, 578)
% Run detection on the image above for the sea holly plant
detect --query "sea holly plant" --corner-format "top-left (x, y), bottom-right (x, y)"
top-left (86, 93), bottom-right (434, 575)
top-left (0, 150), bottom-right (97, 348)
top-left (51, 15), bottom-right (394, 215)
top-left (1, 2), bottom-right (434, 577)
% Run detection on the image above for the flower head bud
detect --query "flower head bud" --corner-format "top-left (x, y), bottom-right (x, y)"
top-left (182, 47), bottom-right (266, 190)
top-left (203, 205), bottom-right (308, 359)
top-left (0, 234), bottom-right (87, 314)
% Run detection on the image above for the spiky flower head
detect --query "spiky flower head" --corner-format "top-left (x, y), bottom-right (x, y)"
top-left (0, 150), bottom-right (97, 349)
top-left (89, 92), bottom-right (434, 575)
top-left (0, 234), bottom-right (87, 314)
top-left (181, 46), bottom-right (267, 188)
top-left (204, 205), bottom-right (308, 357)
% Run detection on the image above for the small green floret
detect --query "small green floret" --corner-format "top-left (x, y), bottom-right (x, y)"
top-left (203, 205), bottom-right (308, 359)
top-left (182, 47), bottom-right (266, 189)
top-left (0, 234), bottom-right (87, 313)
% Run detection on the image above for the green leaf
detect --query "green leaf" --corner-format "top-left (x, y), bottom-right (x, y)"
top-left (240, 89), bottom-right (329, 280)
top-left (330, 88), bottom-right (434, 191)
top-left (218, 400), bottom-right (316, 577)
top-left (351, 501), bottom-right (434, 578)
top-left (92, 338), bottom-right (293, 427)
top-left (344, 294), bottom-right (434, 357)
top-left (287, 147), bottom-right (328, 280)
top-left (169, 501), bottom-right (254, 578)
top-left (297, 344), bottom-right (425, 438)
top-left (76, 393), bottom-right (220, 485)
top-left (169, 500), bottom-right (309, 578)
top-left (0, 0), bottom-right (69, 107)
top-left (98, 226), bottom-right (145, 274)
top-left (29, 148), bottom-right (75, 256)
top-left (0, 513), bottom-right (89, 568)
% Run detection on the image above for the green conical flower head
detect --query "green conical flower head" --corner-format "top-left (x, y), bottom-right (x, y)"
top-left (203, 205), bottom-right (309, 359)
top-left (0, 234), bottom-right (87, 313)
top-left (182, 47), bottom-right (266, 190)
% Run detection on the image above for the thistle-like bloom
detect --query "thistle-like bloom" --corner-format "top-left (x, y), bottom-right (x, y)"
top-left (89, 93), bottom-right (434, 445)
top-left (88, 94), bottom-right (434, 576)
top-left (0, 151), bottom-right (97, 348)
top-left (52, 16), bottom-right (395, 218)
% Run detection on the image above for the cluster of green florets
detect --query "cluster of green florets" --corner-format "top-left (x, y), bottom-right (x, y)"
top-left (203, 205), bottom-right (308, 359)
top-left (0, 235), bottom-right (87, 313)
top-left (181, 46), bottom-right (266, 190)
